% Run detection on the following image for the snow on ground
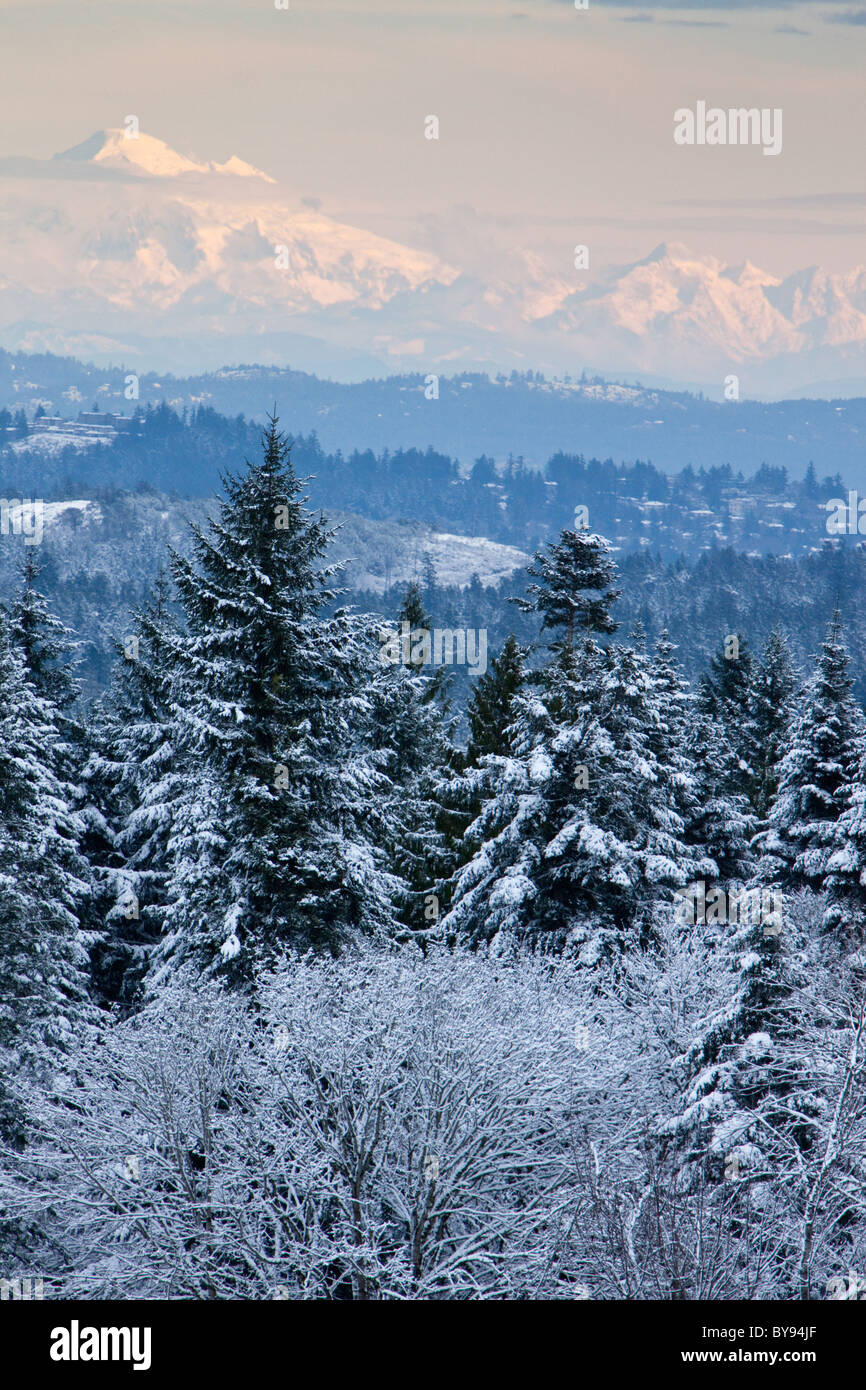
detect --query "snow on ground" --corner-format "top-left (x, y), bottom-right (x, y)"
top-left (1, 499), bottom-right (103, 528)
top-left (11, 430), bottom-right (114, 455)
top-left (421, 532), bottom-right (529, 589)
top-left (346, 526), bottom-right (530, 593)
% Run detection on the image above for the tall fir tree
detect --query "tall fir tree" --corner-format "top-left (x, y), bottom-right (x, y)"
top-left (444, 537), bottom-right (709, 959)
top-left (396, 582), bottom-right (431, 675)
top-left (650, 629), bottom-right (754, 883)
top-left (82, 573), bottom-right (180, 1008)
top-left (823, 755), bottom-right (866, 944)
top-left (758, 614), bottom-right (865, 892)
top-left (682, 710), bottom-right (755, 882)
top-left (698, 631), bottom-right (760, 806)
top-left (365, 617), bottom-right (457, 939)
top-left (391, 579), bottom-right (451, 708)
top-left (659, 886), bottom-right (813, 1196)
top-left (0, 612), bottom-right (93, 1143)
top-left (9, 556), bottom-right (79, 715)
top-left (465, 633), bottom-right (525, 765)
top-left (749, 629), bottom-right (799, 821)
top-left (514, 527), bottom-right (621, 654)
top-left (148, 416), bottom-right (406, 988)
top-left (649, 629), bottom-right (691, 751)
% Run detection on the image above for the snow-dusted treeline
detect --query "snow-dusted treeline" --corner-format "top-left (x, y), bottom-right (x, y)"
top-left (1, 418), bottom-right (865, 1300)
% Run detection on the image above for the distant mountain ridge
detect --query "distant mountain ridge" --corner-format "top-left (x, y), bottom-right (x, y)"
top-left (0, 127), bottom-right (457, 373)
top-left (540, 242), bottom-right (866, 381)
top-left (0, 128), bottom-right (863, 394)
top-left (1, 350), bottom-right (864, 482)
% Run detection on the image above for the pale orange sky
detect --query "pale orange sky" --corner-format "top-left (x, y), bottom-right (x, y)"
top-left (1, 0), bottom-right (863, 276)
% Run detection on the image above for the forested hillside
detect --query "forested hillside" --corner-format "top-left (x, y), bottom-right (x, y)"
top-left (0, 397), bottom-right (850, 558)
top-left (3, 350), bottom-right (865, 475)
top-left (3, 451), bottom-right (866, 710)
top-left (1, 419), bottom-right (865, 1301)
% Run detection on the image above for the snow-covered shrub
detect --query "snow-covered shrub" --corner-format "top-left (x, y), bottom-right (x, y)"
top-left (4, 912), bottom-right (865, 1301)
top-left (0, 948), bottom-right (618, 1299)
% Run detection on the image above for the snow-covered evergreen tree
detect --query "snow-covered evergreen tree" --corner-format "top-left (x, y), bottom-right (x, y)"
top-left (648, 629), bottom-right (691, 748)
top-left (444, 537), bottom-right (709, 958)
top-left (465, 633), bottom-right (525, 764)
top-left (757, 614), bottom-right (865, 891)
top-left (646, 628), bottom-right (737, 874)
top-left (659, 886), bottom-right (797, 1181)
top-left (9, 555), bottom-right (79, 716)
top-left (149, 416), bottom-right (406, 987)
top-left (362, 612), bottom-right (457, 940)
top-left (682, 710), bottom-right (755, 882)
top-left (82, 573), bottom-right (180, 1008)
top-left (822, 735), bottom-right (866, 946)
top-left (514, 527), bottom-right (620, 653)
top-left (0, 611), bottom-right (93, 1144)
top-left (698, 631), bottom-right (760, 806)
top-left (663, 622), bottom-right (863, 1196)
top-left (554, 637), bottom-right (710, 956)
top-left (645, 628), bottom-right (753, 884)
top-left (750, 628), bottom-right (799, 820)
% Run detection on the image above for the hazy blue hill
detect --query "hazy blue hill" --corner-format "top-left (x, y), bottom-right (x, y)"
top-left (3, 361), bottom-right (865, 711)
top-left (2, 349), bottom-right (864, 480)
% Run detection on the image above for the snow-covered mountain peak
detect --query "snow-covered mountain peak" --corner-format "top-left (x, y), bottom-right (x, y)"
top-left (3, 127), bottom-right (865, 390)
top-left (53, 129), bottom-right (276, 183)
top-left (720, 259), bottom-right (780, 288)
top-left (637, 241), bottom-right (713, 269)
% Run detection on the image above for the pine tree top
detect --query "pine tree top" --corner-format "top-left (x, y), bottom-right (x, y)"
top-left (513, 528), bottom-right (621, 653)
top-left (398, 581), bottom-right (432, 636)
top-left (466, 634), bottom-right (525, 763)
top-left (9, 554), bottom-right (80, 711)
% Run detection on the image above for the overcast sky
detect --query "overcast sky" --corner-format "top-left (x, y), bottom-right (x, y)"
top-left (2, 0), bottom-right (863, 274)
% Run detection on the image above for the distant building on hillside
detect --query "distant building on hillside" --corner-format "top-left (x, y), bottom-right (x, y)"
top-left (1, 409), bottom-right (141, 447)
top-left (76, 411), bottom-right (135, 431)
